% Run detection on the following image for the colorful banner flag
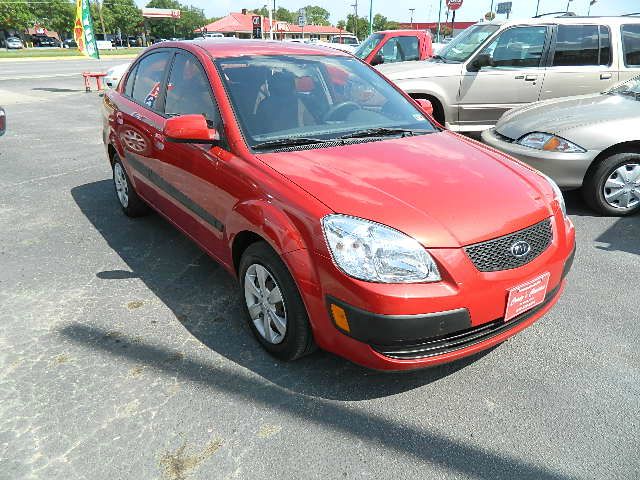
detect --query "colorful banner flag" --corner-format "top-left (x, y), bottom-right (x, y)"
top-left (73, 0), bottom-right (99, 59)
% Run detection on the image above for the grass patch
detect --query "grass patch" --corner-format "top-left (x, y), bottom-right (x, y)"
top-left (0, 47), bottom-right (142, 59)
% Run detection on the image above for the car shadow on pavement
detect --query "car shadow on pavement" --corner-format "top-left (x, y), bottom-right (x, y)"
top-left (58, 322), bottom-right (575, 480)
top-left (71, 180), bottom-right (494, 402)
top-left (32, 87), bottom-right (83, 93)
top-left (563, 190), bottom-right (594, 217)
top-left (594, 216), bottom-right (640, 255)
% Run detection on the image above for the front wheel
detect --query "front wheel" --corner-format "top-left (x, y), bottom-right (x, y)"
top-left (583, 152), bottom-right (640, 216)
top-left (239, 242), bottom-right (316, 361)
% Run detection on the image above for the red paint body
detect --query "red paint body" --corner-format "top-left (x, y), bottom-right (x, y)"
top-left (103, 40), bottom-right (575, 371)
top-left (361, 30), bottom-right (433, 65)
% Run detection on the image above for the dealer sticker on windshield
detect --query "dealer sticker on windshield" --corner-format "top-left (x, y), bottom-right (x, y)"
top-left (505, 272), bottom-right (551, 322)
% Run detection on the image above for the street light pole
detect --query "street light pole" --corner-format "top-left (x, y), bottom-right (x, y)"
top-left (351, 0), bottom-right (358, 39)
top-left (409, 8), bottom-right (415, 29)
top-left (369, 0), bottom-right (373, 35)
top-left (436, 0), bottom-right (443, 42)
top-left (270, 0), bottom-right (275, 40)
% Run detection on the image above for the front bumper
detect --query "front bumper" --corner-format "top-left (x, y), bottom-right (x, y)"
top-left (288, 214), bottom-right (575, 371)
top-left (481, 128), bottom-right (598, 189)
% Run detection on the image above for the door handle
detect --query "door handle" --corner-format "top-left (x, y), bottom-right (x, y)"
top-left (600, 73), bottom-right (612, 80)
top-left (524, 75), bottom-right (538, 81)
top-left (132, 111), bottom-right (144, 120)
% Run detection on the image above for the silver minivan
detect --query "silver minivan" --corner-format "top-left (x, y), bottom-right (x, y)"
top-left (377, 16), bottom-right (640, 132)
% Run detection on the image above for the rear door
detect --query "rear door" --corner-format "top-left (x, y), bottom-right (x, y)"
top-left (620, 24), bottom-right (640, 82)
top-left (116, 50), bottom-right (172, 206)
top-left (458, 25), bottom-right (550, 129)
top-left (539, 24), bottom-right (615, 100)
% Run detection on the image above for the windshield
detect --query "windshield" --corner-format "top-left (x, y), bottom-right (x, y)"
top-left (436, 24), bottom-right (499, 63)
top-left (216, 55), bottom-right (437, 150)
top-left (607, 76), bottom-right (640, 98)
top-left (355, 33), bottom-right (384, 59)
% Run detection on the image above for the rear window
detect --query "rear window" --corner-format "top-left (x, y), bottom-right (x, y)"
top-left (552, 24), bottom-right (611, 67)
top-left (622, 24), bottom-right (640, 67)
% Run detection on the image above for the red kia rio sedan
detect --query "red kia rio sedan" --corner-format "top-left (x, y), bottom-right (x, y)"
top-left (103, 40), bottom-right (575, 371)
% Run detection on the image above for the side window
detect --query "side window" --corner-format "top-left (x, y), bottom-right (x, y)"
top-left (477, 26), bottom-right (547, 68)
top-left (124, 64), bottom-right (138, 97)
top-left (621, 24), bottom-right (640, 67)
top-left (131, 51), bottom-right (171, 111)
top-left (164, 52), bottom-right (219, 126)
top-left (381, 36), bottom-right (419, 63)
top-left (552, 25), bottom-right (610, 67)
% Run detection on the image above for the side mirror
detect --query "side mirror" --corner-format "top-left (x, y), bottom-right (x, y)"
top-left (370, 53), bottom-right (384, 66)
top-left (468, 53), bottom-right (493, 72)
top-left (0, 107), bottom-right (5, 137)
top-left (415, 99), bottom-right (434, 117)
top-left (164, 114), bottom-right (219, 144)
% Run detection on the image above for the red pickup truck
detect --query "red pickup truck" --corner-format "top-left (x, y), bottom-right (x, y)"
top-left (354, 30), bottom-right (433, 66)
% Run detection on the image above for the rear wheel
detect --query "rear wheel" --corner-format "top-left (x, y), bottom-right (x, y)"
top-left (583, 152), bottom-right (640, 216)
top-left (239, 242), bottom-right (315, 361)
top-left (112, 154), bottom-right (150, 217)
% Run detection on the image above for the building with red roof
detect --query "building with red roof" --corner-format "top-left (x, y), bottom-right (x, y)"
top-left (200, 11), bottom-right (344, 41)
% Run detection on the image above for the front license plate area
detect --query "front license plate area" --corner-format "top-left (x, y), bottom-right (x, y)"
top-left (505, 272), bottom-right (551, 322)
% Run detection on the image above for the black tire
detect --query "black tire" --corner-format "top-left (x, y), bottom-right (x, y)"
top-left (238, 242), bottom-right (316, 361)
top-left (582, 152), bottom-right (640, 216)
top-left (112, 154), bottom-right (150, 217)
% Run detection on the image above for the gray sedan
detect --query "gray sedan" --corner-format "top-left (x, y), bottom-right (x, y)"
top-left (482, 76), bottom-right (640, 216)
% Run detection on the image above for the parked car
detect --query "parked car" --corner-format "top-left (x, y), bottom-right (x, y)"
top-left (33, 35), bottom-right (60, 47)
top-left (0, 107), bottom-right (5, 136)
top-left (483, 75), bottom-right (640, 216)
top-left (355, 30), bottom-right (433, 66)
top-left (202, 32), bottom-right (224, 39)
top-left (327, 34), bottom-right (359, 53)
top-left (103, 40), bottom-right (575, 371)
top-left (104, 62), bottom-right (131, 89)
top-left (5, 36), bottom-right (24, 49)
top-left (62, 38), bottom-right (77, 49)
top-left (377, 16), bottom-right (640, 131)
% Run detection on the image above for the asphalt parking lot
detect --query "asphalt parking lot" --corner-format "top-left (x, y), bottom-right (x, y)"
top-left (0, 59), bottom-right (638, 480)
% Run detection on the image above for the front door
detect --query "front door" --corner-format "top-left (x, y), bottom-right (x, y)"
top-left (458, 25), bottom-right (550, 129)
top-left (539, 24), bottom-right (617, 100)
top-left (155, 51), bottom-right (229, 260)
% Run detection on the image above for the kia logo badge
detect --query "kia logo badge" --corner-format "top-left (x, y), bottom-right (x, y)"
top-left (510, 240), bottom-right (531, 258)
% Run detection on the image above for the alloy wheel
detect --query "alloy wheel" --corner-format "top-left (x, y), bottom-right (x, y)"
top-left (113, 162), bottom-right (129, 208)
top-left (244, 263), bottom-right (287, 344)
top-left (603, 163), bottom-right (640, 210)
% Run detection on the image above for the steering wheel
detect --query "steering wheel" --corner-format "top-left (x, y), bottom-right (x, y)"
top-left (323, 101), bottom-right (361, 121)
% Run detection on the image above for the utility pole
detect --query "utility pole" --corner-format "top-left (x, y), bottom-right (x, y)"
top-left (351, 0), bottom-right (358, 39)
top-left (270, 0), bottom-right (275, 40)
top-left (436, 0), bottom-right (443, 42)
top-left (369, 0), bottom-right (373, 35)
top-left (409, 8), bottom-right (415, 29)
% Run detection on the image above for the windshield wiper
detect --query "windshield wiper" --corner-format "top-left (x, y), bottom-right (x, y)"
top-left (252, 137), bottom-right (331, 150)
top-left (339, 127), bottom-right (432, 140)
top-left (431, 54), bottom-right (448, 63)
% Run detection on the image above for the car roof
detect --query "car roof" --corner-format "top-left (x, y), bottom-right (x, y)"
top-left (484, 15), bottom-right (640, 27)
top-left (376, 29), bottom-right (428, 35)
top-left (150, 38), bottom-right (353, 58)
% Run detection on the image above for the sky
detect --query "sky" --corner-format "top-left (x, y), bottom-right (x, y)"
top-left (156, 0), bottom-right (639, 24)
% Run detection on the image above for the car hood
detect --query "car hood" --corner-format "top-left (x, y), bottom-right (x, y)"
top-left (376, 60), bottom-right (461, 80)
top-left (495, 93), bottom-right (640, 140)
top-left (257, 132), bottom-right (552, 248)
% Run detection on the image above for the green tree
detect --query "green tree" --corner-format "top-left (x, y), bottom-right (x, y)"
top-left (176, 4), bottom-right (206, 38)
top-left (275, 7), bottom-right (294, 23)
top-left (146, 0), bottom-right (180, 38)
top-left (33, 0), bottom-right (75, 38)
top-left (250, 6), bottom-right (268, 17)
top-left (304, 5), bottom-right (329, 26)
top-left (336, 19), bottom-right (346, 30)
top-left (0, 0), bottom-right (33, 31)
top-left (372, 13), bottom-right (387, 32)
top-left (346, 14), bottom-right (369, 40)
top-left (107, 0), bottom-right (143, 43)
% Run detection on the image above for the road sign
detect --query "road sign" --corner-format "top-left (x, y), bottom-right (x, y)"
top-left (252, 15), bottom-right (262, 39)
top-left (496, 2), bottom-right (512, 14)
top-left (298, 8), bottom-right (307, 27)
top-left (141, 8), bottom-right (180, 19)
top-left (446, 0), bottom-right (463, 11)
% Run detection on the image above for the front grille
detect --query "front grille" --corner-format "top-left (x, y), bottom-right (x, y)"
top-left (464, 219), bottom-right (553, 272)
top-left (371, 284), bottom-right (560, 360)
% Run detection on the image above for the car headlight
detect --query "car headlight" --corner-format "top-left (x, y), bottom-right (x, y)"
top-left (517, 132), bottom-right (586, 153)
top-left (539, 173), bottom-right (566, 217)
top-left (321, 214), bottom-right (441, 283)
